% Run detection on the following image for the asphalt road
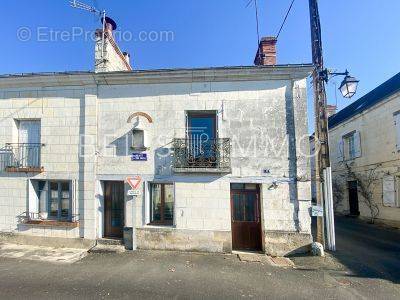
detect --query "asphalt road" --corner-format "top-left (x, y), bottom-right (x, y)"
top-left (0, 249), bottom-right (399, 299)
top-left (333, 216), bottom-right (400, 284)
top-left (0, 217), bottom-right (399, 299)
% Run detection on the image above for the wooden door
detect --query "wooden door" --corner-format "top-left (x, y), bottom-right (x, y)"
top-left (231, 188), bottom-right (262, 251)
top-left (348, 181), bottom-right (360, 216)
top-left (104, 181), bottom-right (125, 238)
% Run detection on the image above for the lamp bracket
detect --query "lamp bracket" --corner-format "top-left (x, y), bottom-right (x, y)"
top-left (319, 69), bottom-right (349, 83)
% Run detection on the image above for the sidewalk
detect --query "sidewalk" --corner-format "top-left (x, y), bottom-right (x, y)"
top-left (0, 242), bottom-right (88, 264)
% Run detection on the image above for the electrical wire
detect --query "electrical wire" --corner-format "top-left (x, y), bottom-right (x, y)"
top-left (245, 0), bottom-right (261, 58)
top-left (276, 0), bottom-right (295, 39)
top-left (254, 0), bottom-right (260, 44)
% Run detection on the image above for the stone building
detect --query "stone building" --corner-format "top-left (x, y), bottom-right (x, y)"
top-left (329, 72), bottom-right (400, 227)
top-left (0, 20), bottom-right (313, 255)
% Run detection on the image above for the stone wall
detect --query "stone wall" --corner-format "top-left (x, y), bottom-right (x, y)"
top-left (0, 87), bottom-right (97, 239)
top-left (137, 227), bottom-right (231, 253)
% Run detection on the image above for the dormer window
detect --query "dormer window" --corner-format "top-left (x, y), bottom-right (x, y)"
top-left (131, 129), bottom-right (146, 151)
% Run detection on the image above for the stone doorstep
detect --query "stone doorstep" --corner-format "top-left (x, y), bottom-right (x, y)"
top-left (89, 239), bottom-right (126, 254)
top-left (235, 251), bottom-right (294, 267)
top-left (96, 238), bottom-right (124, 246)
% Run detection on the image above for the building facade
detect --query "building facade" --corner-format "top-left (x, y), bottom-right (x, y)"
top-left (0, 22), bottom-right (313, 255)
top-left (328, 72), bottom-right (400, 227)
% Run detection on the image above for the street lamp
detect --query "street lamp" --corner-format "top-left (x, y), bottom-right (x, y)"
top-left (320, 69), bottom-right (359, 99)
top-left (339, 74), bottom-right (359, 98)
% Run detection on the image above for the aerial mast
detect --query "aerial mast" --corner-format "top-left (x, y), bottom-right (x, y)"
top-left (69, 0), bottom-right (106, 59)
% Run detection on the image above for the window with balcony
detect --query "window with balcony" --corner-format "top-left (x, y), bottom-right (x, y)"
top-left (0, 119), bottom-right (44, 172)
top-left (173, 111), bottom-right (231, 172)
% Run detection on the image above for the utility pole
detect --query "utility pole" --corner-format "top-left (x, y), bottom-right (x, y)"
top-left (309, 0), bottom-right (329, 246)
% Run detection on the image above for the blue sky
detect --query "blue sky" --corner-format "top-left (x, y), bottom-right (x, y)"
top-left (2, 0), bottom-right (400, 132)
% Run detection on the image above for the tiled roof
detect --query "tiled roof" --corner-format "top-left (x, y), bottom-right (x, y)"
top-left (329, 72), bottom-right (400, 129)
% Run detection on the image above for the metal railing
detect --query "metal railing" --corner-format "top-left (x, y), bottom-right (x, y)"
top-left (173, 138), bottom-right (231, 171)
top-left (0, 143), bottom-right (43, 170)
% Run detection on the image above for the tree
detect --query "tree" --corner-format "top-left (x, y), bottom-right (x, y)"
top-left (332, 177), bottom-right (344, 211)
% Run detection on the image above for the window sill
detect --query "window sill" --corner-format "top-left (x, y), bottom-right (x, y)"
top-left (143, 224), bottom-right (175, 230)
top-left (24, 220), bottom-right (79, 228)
top-left (130, 147), bottom-right (148, 151)
top-left (6, 166), bottom-right (44, 173)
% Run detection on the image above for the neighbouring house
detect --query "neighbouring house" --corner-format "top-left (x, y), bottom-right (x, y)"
top-left (328, 72), bottom-right (400, 227)
top-left (0, 20), bottom-right (313, 255)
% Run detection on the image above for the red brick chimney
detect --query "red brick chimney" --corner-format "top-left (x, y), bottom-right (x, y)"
top-left (326, 105), bottom-right (337, 118)
top-left (254, 36), bottom-right (277, 66)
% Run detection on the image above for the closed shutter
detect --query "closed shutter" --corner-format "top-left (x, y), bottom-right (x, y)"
top-left (337, 138), bottom-right (344, 161)
top-left (394, 113), bottom-right (400, 151)
top-left (28, 180), bottom-right (39, 216)
top-left (383, 175), bottom-right (396, 207)
top-left (354, 131), bottom-right (362, 158)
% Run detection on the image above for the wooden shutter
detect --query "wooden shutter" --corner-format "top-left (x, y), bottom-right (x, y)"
top-left (354, 131), bottom-right (362, 158)
top-left (382, 175), bottom-right (396, 207)
top-left (394, 112), bottom-right (400, 151)
top-left (337, 138), bottom-right (344, 161)
top-left (28, 180), bottom-right (39, 215)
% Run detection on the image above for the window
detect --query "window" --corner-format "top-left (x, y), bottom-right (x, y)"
top-left (131, 129), bottom-right (146, 150)
top-left (341, 131), bottom-right (361, 160)
top-left (33, 180), bottom-right (72, 221)
top-left (16, 120), bottom-right (41, 167)
top-left (231, 183), bottom-right (258, 191)
top-left (150, 183), bottom-right (174, 225)
top-left (187, 111), bottom-right (217, 164)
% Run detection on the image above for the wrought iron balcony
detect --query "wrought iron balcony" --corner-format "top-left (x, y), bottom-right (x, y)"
top-left (0, 143), bottom-right (44, 172)
top-left (173, 138), bottom-right (231, 173)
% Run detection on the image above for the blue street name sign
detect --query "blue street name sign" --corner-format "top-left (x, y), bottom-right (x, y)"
top-left (131, 153), bottom-right (147, 161)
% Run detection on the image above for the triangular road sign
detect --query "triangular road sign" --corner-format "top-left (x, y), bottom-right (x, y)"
top-left (126, 176), bottom-right (141, 190)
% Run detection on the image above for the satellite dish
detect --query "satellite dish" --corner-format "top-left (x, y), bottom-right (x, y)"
top-left (102, 16), bottom-right (117, 30)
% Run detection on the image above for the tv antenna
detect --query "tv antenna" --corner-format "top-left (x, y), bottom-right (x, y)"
top-left (69, 0), bottom-right (108, 59)
top-left (246, 0), bottom-right (261, 45)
